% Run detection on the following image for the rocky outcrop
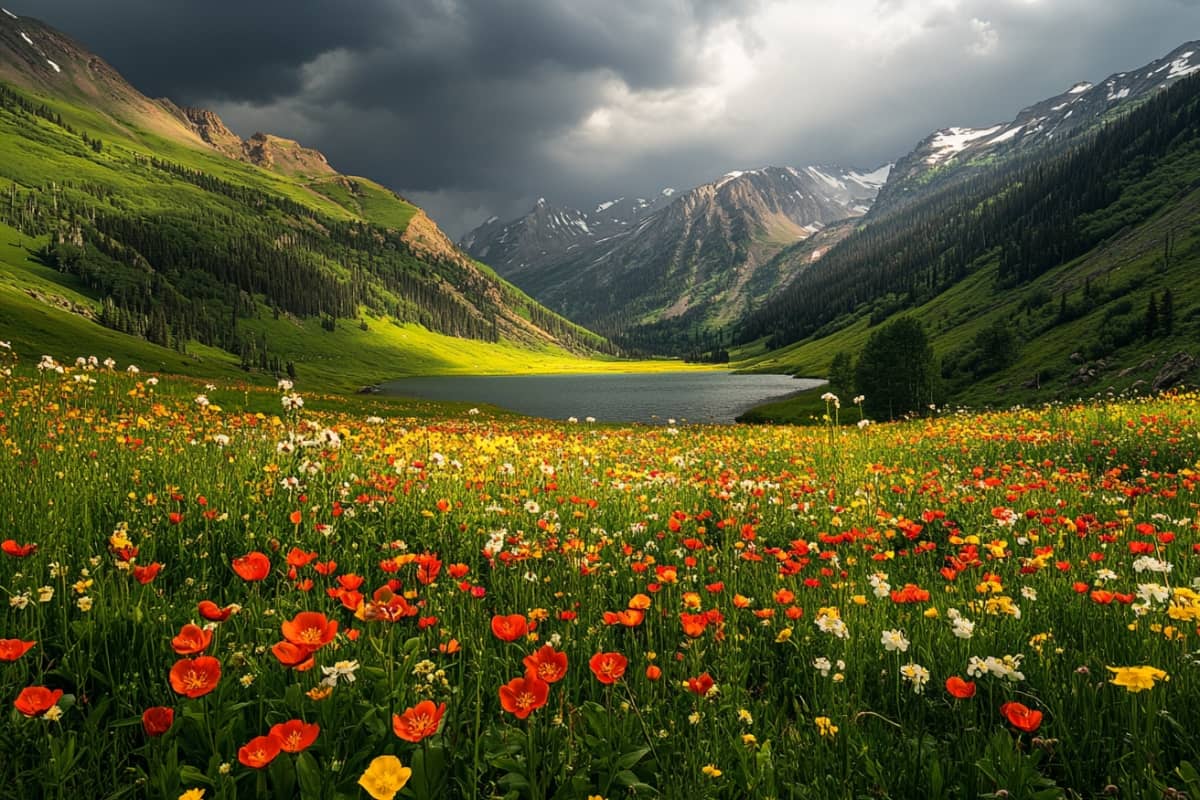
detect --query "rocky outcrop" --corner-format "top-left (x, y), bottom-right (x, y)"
top-left (242, 133), bottom-right (336, 177)
top-left (1152, 352), bottom-right (1196, 392)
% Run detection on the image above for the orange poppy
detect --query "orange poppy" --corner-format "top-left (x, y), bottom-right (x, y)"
top-left (1, 539), bottom-right (36, 557)
top-left (0, 639), bottom-right (36, 661)
top-left (522, 645), bottom-right (568, 684)
top-left (198, 600), bottom-right (235, 622)
top-left (491, 614), bottom-right (528, 642)
top-left (232, 551), bottom-right (270, 582)
top-left (589, 652), bottom-right (628, 684)
top-left (680, 612), bottom-right (708, 638)
top-left (628, 593), bottom-right (652, 610)
top-left (498, 674), bottom-right (549, 719)
top-left (14, 686), bottom-right (62, 717)
top-left (945, 676), bottom-right (976, 699)
top-left (271, 641), bottom-right (316, 671)
top-left (270, 719), bottom-right (320, 752)
top-left (1000, 701), bottom-right (1043, 733)
top-left (603, 609), bottom-right (645, 627)
top-left (238, 734), bottom-right (281, 768)
top-left (286, 548), bottom-right (318, 568)
top-left (392, 700), bottom-right (447, 742)
top-left (281, 611), bottom-right (338, 650)
top-left (645, 665), bottom-right (663, 681)
top-left (132, 562), bottom-right (163, 584)
top-left (168, 656), bottom-right (221, 698)
top-left (170, 624), bottom-right (213, 655)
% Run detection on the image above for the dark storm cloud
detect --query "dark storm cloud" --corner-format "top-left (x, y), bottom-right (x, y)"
top-left (19, 1), bottom-right (1200, 237)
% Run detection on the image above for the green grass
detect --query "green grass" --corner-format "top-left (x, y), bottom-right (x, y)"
top-left (1, 364), bottom-right (1198, 798)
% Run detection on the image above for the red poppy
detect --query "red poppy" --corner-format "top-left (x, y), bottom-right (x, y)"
top-left (14, 686), bottom-right (62, 717)
top-left (0, 639), bottom-right (36, 661)
top-left (271, 641), bottom-right (315, 671)
top-left (269, 719), bottom-right (320, 752)
top-left (168, 656), bottom-right (221, 698)
top-left (232, 551), bottom-right (271, 581)
top-left (238, 734), bottom-right (281, 768)
top-left (1000, 701), bottom-right (1043, 733)
top-left (170, 624), bottom-right (213, 655)
top-left (498, 674), bottom-right (549, 719)
top-left (945, 676), bottom-right (976, 699)
top-left (646, 665), bottom-right (663, 681)
top-left (132, 562), bottom-right (163, 584)
top-left (416, 553), bottom-right (442, 584)
top-left (286, 548), bottom-right (318, 568)
top-left (392, 700), bottom-right (447, 742)
top-left (448, 563), bottom-right (470, 579)
top-left (198, 600), bottom-right (235, 622)
top-left (491, 614), bottom-right (529, 642)
top-left (522, 645), bottom-right (568, 684)
top-left (1, 539), bottom-right (36, 558)
top-left (686, 672), bottom-right (715, 696)
top-left (141, 706), bottom-right (174, 736)
top-left (281, 611), bottom-right (338, 651)
top-left (589, 652), bottom-right (628, 685)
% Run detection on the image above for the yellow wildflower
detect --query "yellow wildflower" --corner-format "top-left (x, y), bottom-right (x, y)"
top-left (358, 755), bottom-right (412, 800)
top-left (179, 790), bottom-right (205, 800)
top-left (701, 763), bottom-right (722, 778)
top-left (815, 716), bottom-right (839, 737)
top-left (1107, 666), bottom-right (1169, 693)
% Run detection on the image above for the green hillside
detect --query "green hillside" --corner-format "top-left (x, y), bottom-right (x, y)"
top-left (0, 15), bottom-right (630, 391)
top-left (737, 72), bottom-right (1200, 417)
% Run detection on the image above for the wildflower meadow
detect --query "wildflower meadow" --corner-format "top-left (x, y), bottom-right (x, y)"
top-left (2, 350), bottom-right (1199, 799)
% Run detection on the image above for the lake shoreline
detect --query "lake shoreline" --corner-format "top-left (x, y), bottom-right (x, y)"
top-left (379, 371), bottom-right (823, 424)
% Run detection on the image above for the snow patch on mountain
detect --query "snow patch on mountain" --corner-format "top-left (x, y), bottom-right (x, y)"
top-left (806, 166), bottom-right (846, 190)
top-left (1069, 82), bottom-right (1092, 94)
top-left (660, 187), bottom-right (675, 197)
top-left (1167, 52), bottom-right (1200, 79)
top-left (45, 59), bottom-right (60, 73)
top-left (2, 8), bottom-right (17, 18)
top-left (846, 164), bottom-right (892, 188)
top-left (925, 126), bottom-right (1003, 165)
top-left (988, 125), bottom-right (1024, 145)
top-left (595, 198), bottom-right (622, 213)
top-left (19, 30), bottom-right (33, 46)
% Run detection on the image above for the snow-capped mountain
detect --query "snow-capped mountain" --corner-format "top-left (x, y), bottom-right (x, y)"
top-left (459, 188), bottom-right (678, 280)
top-left (873, 41), bottom-right (1200, 217)
top-left (461, 164), bottom-right (890, 346)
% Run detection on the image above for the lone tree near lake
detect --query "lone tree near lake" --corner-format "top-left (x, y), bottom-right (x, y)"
top-left (855, 316), bottom-right (937, 420)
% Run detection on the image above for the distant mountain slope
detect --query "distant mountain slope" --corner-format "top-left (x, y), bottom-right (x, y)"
top-left (871, 41), bottom-right (1200, 218)
top-left (737, 67), bottom-right (1200, 407)
top-left (464, 164), bottom-right (888, 353)
top-left (0, 10), bottom-right (612, 388)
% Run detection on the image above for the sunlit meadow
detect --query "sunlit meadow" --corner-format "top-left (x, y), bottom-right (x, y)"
top-left (2, 348), bottom-right (1199, 799)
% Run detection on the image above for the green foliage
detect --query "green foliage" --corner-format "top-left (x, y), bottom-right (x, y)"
top-left (854, 316), bottom-right (937, 419)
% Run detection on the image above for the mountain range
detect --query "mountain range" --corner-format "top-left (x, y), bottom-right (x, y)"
top-left (0, 9), bottom-right (1197, 406)
top-left (462, 164), bottom-right (889, 352)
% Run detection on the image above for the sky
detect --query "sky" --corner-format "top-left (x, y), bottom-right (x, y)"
top-left (19, 0), bottom-right (1200, 238)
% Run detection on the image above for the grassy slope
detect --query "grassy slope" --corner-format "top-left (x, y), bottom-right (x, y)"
top-left (738, 156), bottom-right (1200, 416)
top-left (0, 82), bottom-right (704, 390)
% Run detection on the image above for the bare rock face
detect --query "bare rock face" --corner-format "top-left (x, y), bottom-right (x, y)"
top-left (242, 133), bottom-right (335, 177)
top-left (1152, 352), bottom-right (1197, 392)
top-left (181, 106), bottom-right (244, 159)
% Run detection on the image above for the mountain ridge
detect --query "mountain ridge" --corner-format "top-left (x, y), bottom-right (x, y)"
top-left (463, 162), bottom-right (889, 352)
